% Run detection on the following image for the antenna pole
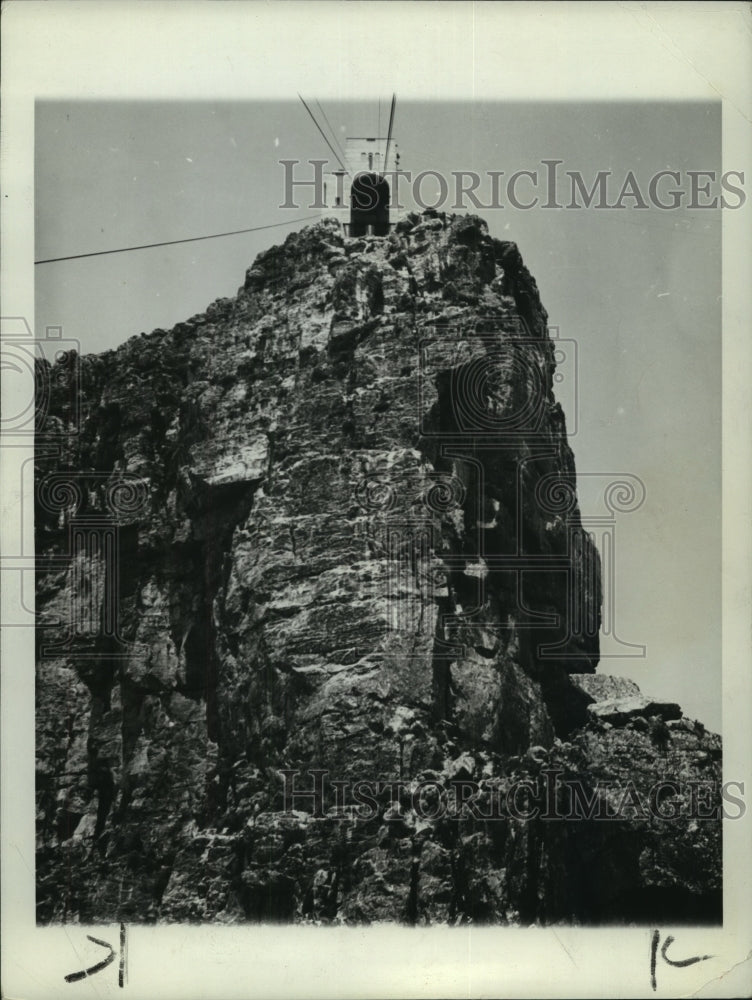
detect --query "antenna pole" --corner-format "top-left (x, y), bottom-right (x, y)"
top-left (383, 93), bottom-right (397, 176)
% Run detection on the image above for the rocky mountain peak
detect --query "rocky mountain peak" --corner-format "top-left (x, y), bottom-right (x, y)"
top-left (35, 211), bottom-right (721, 925)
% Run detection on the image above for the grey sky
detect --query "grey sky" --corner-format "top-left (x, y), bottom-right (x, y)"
top-left (35, 99), bottom-right (722, 730)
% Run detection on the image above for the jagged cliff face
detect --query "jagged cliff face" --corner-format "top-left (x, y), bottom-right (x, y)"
top-left (35, 213), bottom-right (721, 924)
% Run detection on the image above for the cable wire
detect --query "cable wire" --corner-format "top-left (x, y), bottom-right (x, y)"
top-left (315, 99), bottom-right (349, 174)
top-left (34, 215), bottom-right (320, 265)
top-left (298, 94), bottom-right (349, 176)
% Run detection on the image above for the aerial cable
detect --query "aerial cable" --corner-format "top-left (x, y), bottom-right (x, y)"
top-left (316, 98), bottom-right (348, 168)
top-left (315, 99), bottom-right (349, 176)
top-left (34, 215), bottom-right (320, 265)
top-left (298, 94), bottom-right (349, 176)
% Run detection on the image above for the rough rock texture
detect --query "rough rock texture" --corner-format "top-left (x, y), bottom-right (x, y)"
top-left (35, 212), bottom-right (721, 925)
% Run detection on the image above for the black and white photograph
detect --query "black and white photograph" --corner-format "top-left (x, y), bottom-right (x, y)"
top-left (2, 3), bottom-right (751, 997)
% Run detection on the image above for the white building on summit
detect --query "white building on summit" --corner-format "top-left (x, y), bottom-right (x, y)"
top-left (321, 135), bottom-right (401, 237)
top-left (298, 94), bottom-right (401, 237)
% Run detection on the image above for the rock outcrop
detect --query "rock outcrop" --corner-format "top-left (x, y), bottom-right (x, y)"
top-left (35, 212), bottom-right (722, 925)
